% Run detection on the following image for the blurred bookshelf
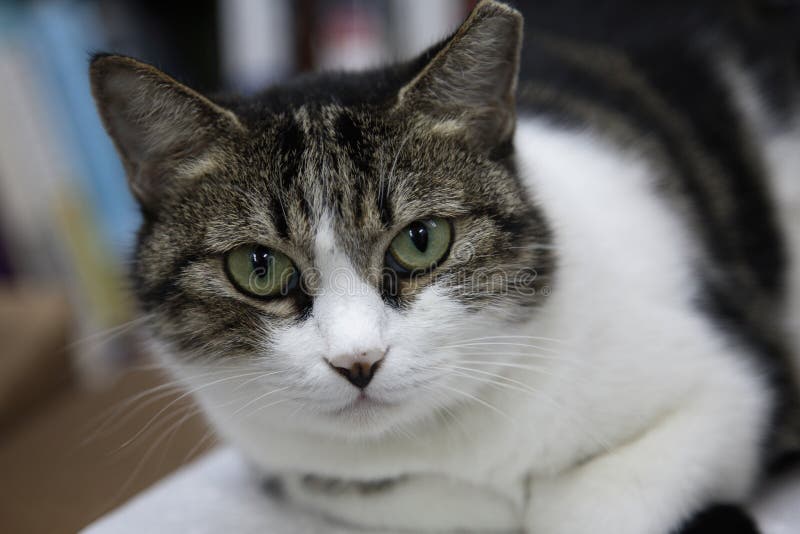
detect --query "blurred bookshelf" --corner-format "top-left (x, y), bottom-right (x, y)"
top-left (0, 0), bottom-right (469, 388)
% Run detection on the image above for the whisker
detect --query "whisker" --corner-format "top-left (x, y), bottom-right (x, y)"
top-left (117, 370), bottom-right (269, 449)
top-left (451, 359), bottom-right (607, 390)
top-left (382, 132), bottom-right (413, 210)
top-left (66, 314), bottom-right (153, 351)
top-left (287, 402), bottom-right (308, 419)
top-left (449, 349), bottom-right (589, 366)
top-left (182, 430), bottom-right (220, 464)
top-left (439, 341), bottom-right (562, 354)
top-left (82, 383), bottom-right (187, 445)
top-left (83, 365), bottom-right (257, 443)
top-left (240, 397), bottom-right (292, 420)
top-left (452, 360), bottom-right (555, 373)
top-left (437, 383), bottom-right (515, 424)
top-left (434, 365), bottom-right (543, 398)
top-left (232, 368), bottom-right (292, 391)
top-left (445, 335), bottom-right (567, 344)
top-left (436, 365), bottom-right (614, 454)
top-left (110, 404), bottom-right (204, 505)
top-left (417, 384), bottom-right (472, 440)
top-left (231, 386), bottom-right (291, 416)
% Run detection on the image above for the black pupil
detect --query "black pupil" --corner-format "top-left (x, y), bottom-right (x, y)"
top-left (251, 246), bottom-right (273, 276)
top-left (408, 221), bottom-right (429, 253)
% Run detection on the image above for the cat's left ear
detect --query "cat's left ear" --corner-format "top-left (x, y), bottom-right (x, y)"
top-left (395, 0), bottom-right (523, 152)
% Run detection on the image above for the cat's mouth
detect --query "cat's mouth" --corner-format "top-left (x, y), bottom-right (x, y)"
top-left (329, 392), bottom-right (397, 417)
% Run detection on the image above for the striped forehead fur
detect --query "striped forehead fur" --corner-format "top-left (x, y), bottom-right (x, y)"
top-left (124, 82), bottom-right (552, 361)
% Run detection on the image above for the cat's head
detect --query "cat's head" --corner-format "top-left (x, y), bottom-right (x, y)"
top-left (91, 0), bottom-right (553, 439)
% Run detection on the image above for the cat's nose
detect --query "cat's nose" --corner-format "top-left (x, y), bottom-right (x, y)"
top-left (326, 349), bottom-right (386, 389)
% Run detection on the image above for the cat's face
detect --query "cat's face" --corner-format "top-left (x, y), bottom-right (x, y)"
top-left (92, 1), bottom-right (552, 438)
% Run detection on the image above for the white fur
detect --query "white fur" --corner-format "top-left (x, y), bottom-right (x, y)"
top-left (516, 120), bottom-right (769, 534)
top-left (162, 117), bottom-right (773, 533)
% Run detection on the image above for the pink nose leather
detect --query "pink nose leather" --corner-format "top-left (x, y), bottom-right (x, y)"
top-left (327, 350), bottom-right (385, 389)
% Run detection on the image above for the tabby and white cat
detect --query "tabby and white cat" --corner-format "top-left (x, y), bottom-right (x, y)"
top-left (90, 1), bottom-right (800, 532)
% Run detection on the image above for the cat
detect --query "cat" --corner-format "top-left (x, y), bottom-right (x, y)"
top-left (89, 1), bottom-right (800, 532)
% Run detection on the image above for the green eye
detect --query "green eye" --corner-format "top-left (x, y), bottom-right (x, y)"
top-left (225, 245), bottom-right (299, 298)
top-left (386, 218), bottom-right (452, 276)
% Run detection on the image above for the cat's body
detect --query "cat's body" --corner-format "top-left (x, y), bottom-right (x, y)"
top-left (91, 1), bottom-right (800, 533)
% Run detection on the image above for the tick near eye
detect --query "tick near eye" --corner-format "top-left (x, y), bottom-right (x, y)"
top-left (385, 218), bottom-right (452, 276)
top-left (225, 244), bottom-right (299, 298)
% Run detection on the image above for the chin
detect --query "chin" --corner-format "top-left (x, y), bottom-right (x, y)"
top-left (308, 390), bottom-right (434, 440)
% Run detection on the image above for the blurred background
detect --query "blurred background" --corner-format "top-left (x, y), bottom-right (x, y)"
top-left (0, 1), bottom-right (469, 532)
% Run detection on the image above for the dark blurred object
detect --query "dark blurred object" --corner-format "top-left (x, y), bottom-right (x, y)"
top-left (98, 0), bottom-right (220, 91)
top-left (757, 0), bottom-right (800, 10)
top-left (0, 221), bottom-right (11, 280)
top-left (0, 286), bottom-right (71, 429)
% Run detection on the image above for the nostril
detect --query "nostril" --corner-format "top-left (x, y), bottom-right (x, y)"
top-left (328, 357), bottom-right (384, 389)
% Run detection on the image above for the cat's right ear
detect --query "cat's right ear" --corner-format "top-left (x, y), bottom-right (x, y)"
top-left (89, 54), bottom-right (244, 210)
